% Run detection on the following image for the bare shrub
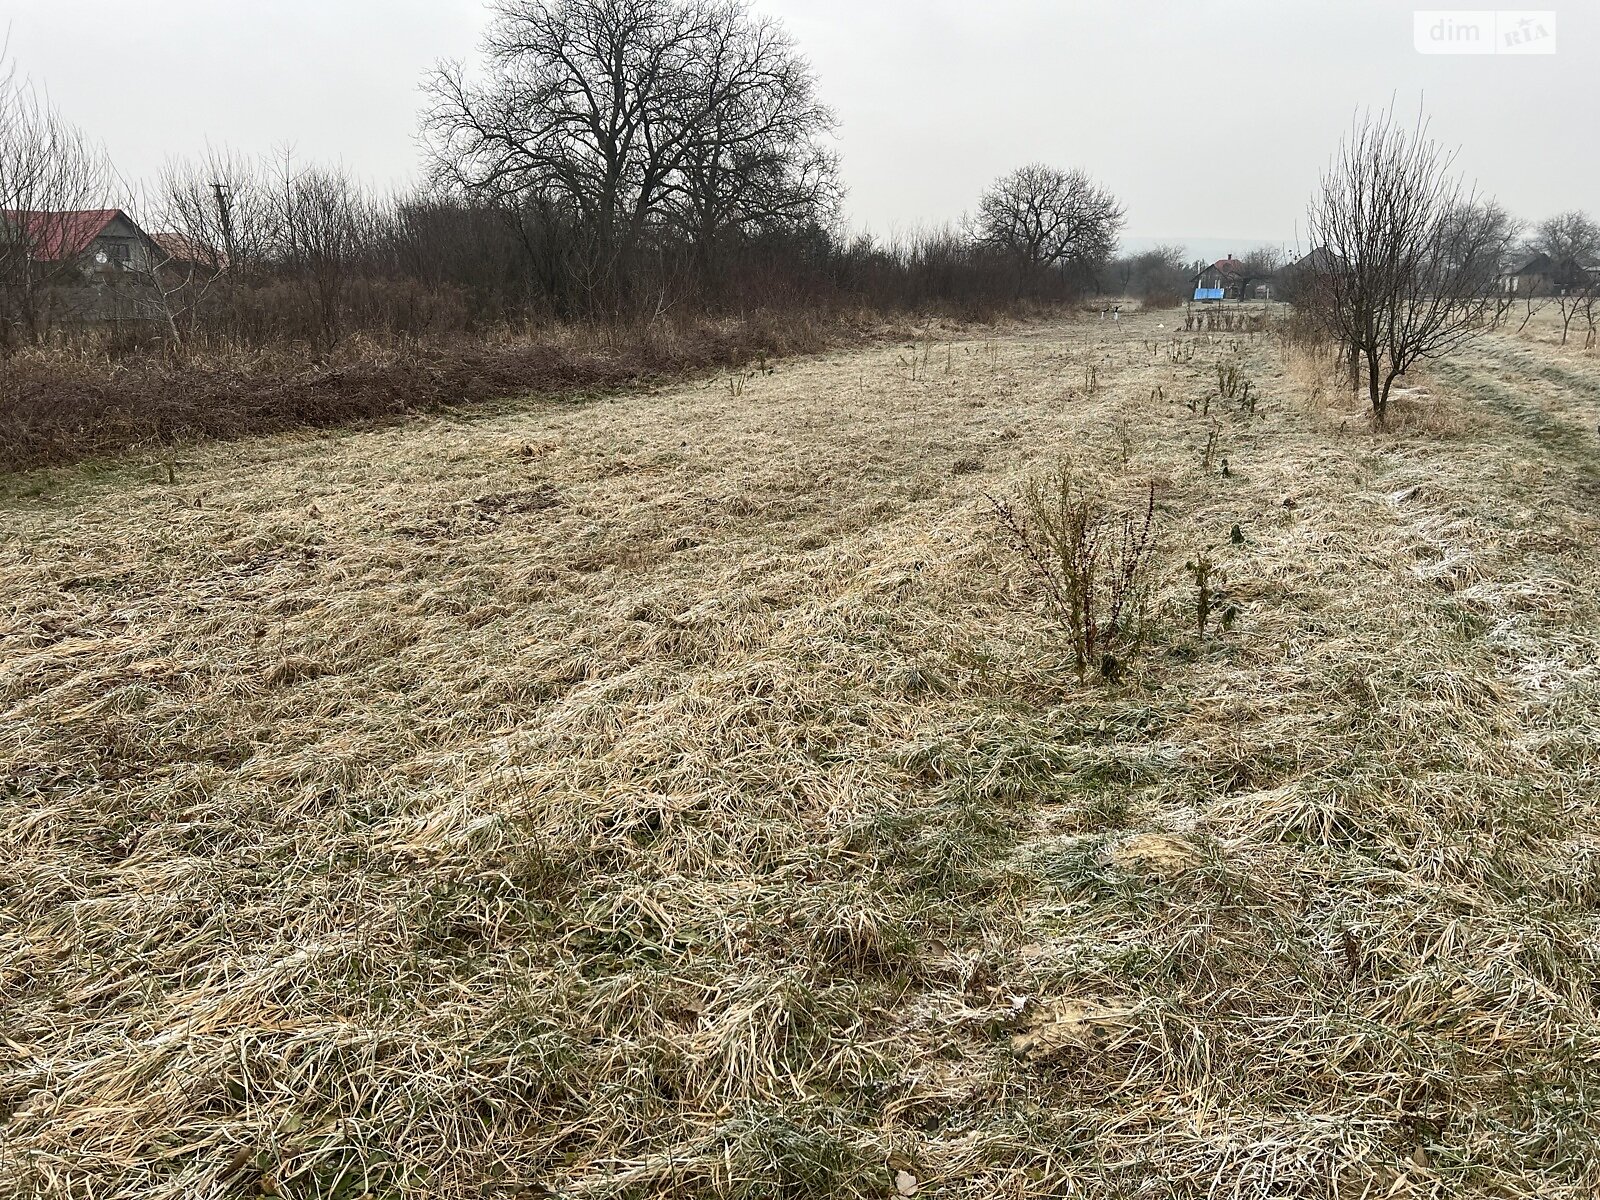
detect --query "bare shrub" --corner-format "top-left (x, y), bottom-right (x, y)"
top-left (990, 469), bottom-right (1158, 680)
top-left (1277, 307), bottom-right (1333, 355)
top-left (1108, 244), bottom-right (1188, 307)
top-left (0, 308), bottom-right (854, 471)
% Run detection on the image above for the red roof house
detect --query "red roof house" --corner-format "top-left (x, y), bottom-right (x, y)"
top-left (1191, 255), bottom-right (1271, 301)
top-left (1, 208), bottom-right (158, 269)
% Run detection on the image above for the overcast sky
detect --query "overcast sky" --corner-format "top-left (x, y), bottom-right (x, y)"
top-left (4, 0), bottom-right (1591, 257)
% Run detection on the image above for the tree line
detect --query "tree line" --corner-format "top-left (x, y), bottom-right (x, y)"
top-left (1, 0), bottom-right (1593, 395)
top-left (0, 0), bottom-right (1130, 356)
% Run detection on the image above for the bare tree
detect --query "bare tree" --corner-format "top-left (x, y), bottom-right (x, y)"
top-left (1442, 199), bottom-right (1518, 296)
top-left (1108, 243), bottom-right (1188, 304)
top-left (1514, 283), bottom-right (1548, 334)
top-left (1532, 210), bottom-right (1600, 268)
top-left (1304, 108), bottom-right (1515, 423)
top-left (1559, 275), bottom-right (1600, 348)
top-left (665, 8), bottom-right (839, 289)
top-left (1481, 208), bottom-right (1527, 330)
top-left (974, 164), bottom-right (1123, 294)
top-left (425, 0), bottom-right (687, 309)
top-left (265, 153), bottom-right (371, 350)
top-left (423, 0), bottom-right (835, 314)
top-left (1578, 288), bottom-right (1599, 351)
top-left (1239, 245), bottom-right (1284, 278)
top-left (160, 149), bottom-right (269, 277)
top-left (116, 151), bottom-right (260, 345)
top-left (0, 49), bottom-right (111, 351)
top-left (1433, 201), bottom-right (1519, 331)
top-left (1529, 211), bottom-right (1600, 345)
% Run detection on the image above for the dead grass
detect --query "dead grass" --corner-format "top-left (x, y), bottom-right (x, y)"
top-left (0, 309), bottom-right (908, 473)
top-left (2, 307), bottom-right (1599, 1197)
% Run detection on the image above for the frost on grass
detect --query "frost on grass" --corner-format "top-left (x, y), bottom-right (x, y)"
top-left (3, 314), bottom-right (1600, 1198)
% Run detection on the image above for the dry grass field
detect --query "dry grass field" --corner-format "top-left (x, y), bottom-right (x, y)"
top-left (3, 306), bottom-right (1599, 1198)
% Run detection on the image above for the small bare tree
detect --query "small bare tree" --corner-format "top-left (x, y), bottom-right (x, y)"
top-left (118, 154), bottom-right (255, 347)
top-left (1579, 289), bottom-right (1599, 351)
top-left (265, 153), bottom-right (371, 350)
top-left (0, 48), bottom-right (111, 351)
top-left (1529, 211), bottom-right (1600, 345)
top-left (1238, 245), bottom-right (1284, 280)
top-left (974, 164), bottom-right (1123, 295)
top-left (1108, 243), bottom-right (1188, 304)
top-left (159, 148), bottom-right (268, 273)
top-left (1304, 108), bottom-right (1514, 424)
top-left (1514, 285), bottom-right (1548, 334)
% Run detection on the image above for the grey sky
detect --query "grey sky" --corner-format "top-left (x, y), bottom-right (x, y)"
top-left (6, 0), bottom-right (1592, 255)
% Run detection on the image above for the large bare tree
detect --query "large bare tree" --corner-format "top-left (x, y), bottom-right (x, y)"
top-left (665, 8), bottom-right (839, 283)
top-left (974, 164), bottom-right (1123, 293)
top-left (1304, 109), bottom-right (1515, 423)
top-left (423, 0), bottom-right (836, 311)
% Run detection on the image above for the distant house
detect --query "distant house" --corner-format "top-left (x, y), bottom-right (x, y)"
top-left (1285, 247), bottom-right (1341, 277)
top-left (1500, 252), bottom-right (1596, 297)
top-left (150, 230), bottom-right (228, 277)
top-left (2, 209), bottom-right (160, 276)
top-left (1191, 256), bottom-right (1266, 301)
top-left (1502, 252), bottom-right (1553, 297)
top-left (0, 208), bottom-right (164, 323)
top-left (1274, 247), bottom-right (1344, 302)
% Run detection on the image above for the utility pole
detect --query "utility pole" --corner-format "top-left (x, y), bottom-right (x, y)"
top-left (210, 181), bottom-right (235, 270)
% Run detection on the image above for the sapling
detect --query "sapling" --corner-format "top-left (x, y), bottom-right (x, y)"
top-left (1186, 547), bottom-right (1215, 638)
